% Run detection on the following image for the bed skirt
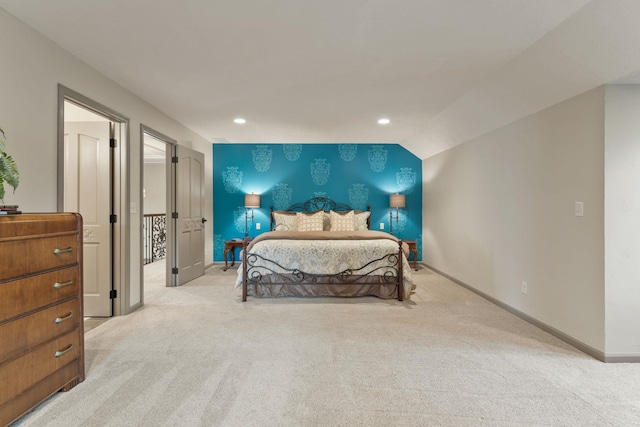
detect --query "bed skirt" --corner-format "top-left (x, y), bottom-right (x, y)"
top-left (245, 276), bottom-right (401, 299)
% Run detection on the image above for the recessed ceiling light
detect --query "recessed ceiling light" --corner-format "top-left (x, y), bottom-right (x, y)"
top-left (234, 118), bottom-right (246, 124)
top-left (378, 118), bottom-right (390, 125)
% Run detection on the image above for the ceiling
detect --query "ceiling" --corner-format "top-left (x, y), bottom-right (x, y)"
top-left (2, 0), bottom-right (640, 159)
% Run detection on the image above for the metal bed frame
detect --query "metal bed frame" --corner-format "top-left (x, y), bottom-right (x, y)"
top-left (241, 197), bottom-right (404, 302)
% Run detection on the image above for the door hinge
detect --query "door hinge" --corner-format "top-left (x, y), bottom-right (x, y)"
top-left (172, 212), bottom-right (178, 219)
top-left (172, 267), bottom-right (179, 275)
top-left (110, 214), bottom-right (117, 223)
top-left (110, 138), bottom-right (117, 148)
top-left (172, 156), bottom-right (178, 163)
top-left (109, 289), bottom-right (117, 299)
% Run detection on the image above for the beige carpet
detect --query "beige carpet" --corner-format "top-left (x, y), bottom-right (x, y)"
top-left (13, 264), bottom-right (640, 426)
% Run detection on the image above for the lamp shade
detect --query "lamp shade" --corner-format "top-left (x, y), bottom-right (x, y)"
top-left (245, 193), bottom-right (261, 208)
top-left (389, 193), bottom-right (406, 208)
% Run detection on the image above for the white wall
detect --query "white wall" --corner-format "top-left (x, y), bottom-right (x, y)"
top-left (143, 163), bottom-right (166, 215)
top-left (423, 88), bottom-right (606, 353)
top-left (604, 85), bottom-right (640, 357)
top-left (0, 9), bottom-right (213, 313)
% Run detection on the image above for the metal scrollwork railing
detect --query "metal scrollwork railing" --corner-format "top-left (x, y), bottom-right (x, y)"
top-left (143, 213), bottom-right (167, 265)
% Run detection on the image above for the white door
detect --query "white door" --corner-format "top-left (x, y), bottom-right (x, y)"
top-left (64, 121), bottom-right (112, 316)
top-left (175, 145), bottom-right (205, 285)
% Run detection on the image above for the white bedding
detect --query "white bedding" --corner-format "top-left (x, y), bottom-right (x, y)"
top-left (235, 231), bottom-right (413, 299)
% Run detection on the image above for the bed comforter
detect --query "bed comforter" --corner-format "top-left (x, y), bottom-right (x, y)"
top-left (235, 230), bottom-right (413, 299)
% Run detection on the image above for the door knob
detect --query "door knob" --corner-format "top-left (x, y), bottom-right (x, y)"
top-left (201, 218), bottom-right (208, 224)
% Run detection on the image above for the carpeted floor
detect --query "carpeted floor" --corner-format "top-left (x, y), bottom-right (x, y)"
top-left (12, 263), bottom-right (640, 426)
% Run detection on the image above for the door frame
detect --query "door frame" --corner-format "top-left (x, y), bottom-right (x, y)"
top-left (140, 125), bottom-right (177, 296)
top-left (57, 84), bottom-right (131, 316)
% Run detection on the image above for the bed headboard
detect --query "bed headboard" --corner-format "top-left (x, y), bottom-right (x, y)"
top-left (286, 196), bottom-right (353, 213)
top-left (270, 196), bottom-right (371, 230)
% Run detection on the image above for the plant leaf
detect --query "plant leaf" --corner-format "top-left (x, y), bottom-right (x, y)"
top-left (0, 153), bottom-right (19, 201)
top-left (1, 153), bottom-right (19, 188)
top-left (0, 126), bottom-right (19, 200)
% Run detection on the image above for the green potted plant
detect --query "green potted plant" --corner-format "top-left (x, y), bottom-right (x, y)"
top-left (0, 126), bottom-right (19, 202)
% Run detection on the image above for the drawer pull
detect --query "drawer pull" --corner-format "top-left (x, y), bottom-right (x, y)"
top-left (53, 247), bottom-right (74, 255)
top-left (53, 279), bottom-right (74, 289)
top-left (54, 311), bottom-right (74, 324)
top-left (54, 344), bottom-right (74, 358)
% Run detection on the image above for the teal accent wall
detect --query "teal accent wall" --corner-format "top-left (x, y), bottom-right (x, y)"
top-left (212, 143), bottom-right (422, 262)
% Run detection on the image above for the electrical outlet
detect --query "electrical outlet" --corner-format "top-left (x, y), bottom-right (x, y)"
top-left (521, 281), bottom-right (528, 295)
top-left (380, 222), bottom-right (385, 230)
top-left (255, 222), bottom-right (261, 230)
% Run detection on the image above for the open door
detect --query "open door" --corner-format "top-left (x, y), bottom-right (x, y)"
top-left (170, 145), bottom-right (205, 285)
top-left (64, 120), bottom-right (113, 317)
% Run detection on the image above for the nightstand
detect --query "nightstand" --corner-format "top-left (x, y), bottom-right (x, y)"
top-left (404, 240), bottom-right (418, 271)
top-left (223, 239), bottom-right (245, 271)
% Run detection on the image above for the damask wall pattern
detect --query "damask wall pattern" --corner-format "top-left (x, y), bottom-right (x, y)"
top-left (212, 143), bottom-right (422, 262)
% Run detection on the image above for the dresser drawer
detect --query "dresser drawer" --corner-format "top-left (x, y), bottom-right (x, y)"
top-left (0, 329), bottom-right (80, 405)
top-left (0, 266), bottom-right (80, 323)
top-left (0, 233), bottom-right (79, 280)
top-left (0, 361), bottom-right (80, 427)
top-left (0, 213), bottom-right (81, 239)
top-left (0, 298), bottom-right (80, 362)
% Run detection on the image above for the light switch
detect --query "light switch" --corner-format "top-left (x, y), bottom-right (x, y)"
top-left (575, 201), bottom-right (584, 217)
top-left (379, 222), bottom-right (385, 230)
top-left (130, 202), bottom-right (137, 214)
top-left (256, 222), bottom-right (261, 230)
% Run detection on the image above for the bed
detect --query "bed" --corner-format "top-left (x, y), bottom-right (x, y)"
top-left (235, 196), bottom-right (413, 301)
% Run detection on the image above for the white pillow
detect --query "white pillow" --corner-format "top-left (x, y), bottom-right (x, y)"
top-left (354, 211), bottom-right (370, 230)
top-left (330, 210), bottom-right (355, 231)
top-left (296, 211), bottom-right (324, 231)
top-left (273, 211), bottom-right (298, 231)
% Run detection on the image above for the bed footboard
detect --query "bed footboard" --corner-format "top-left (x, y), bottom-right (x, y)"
top-left (242, 240), bottom-right (404, 302)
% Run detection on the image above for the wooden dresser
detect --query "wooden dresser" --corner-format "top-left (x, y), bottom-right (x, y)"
top-left (0, 213), bottom-right (84, 426)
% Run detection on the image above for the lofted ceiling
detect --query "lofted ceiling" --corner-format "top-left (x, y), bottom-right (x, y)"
top-left (1, 0), bottom-right (640, 159)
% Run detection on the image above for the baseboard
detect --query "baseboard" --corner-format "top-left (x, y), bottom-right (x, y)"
top-left (127, 300), bottom-right (143, 315)
top-left (603, 354), bottom-right (640, 363)
top-left (423, 264), bottom-right (632, 363)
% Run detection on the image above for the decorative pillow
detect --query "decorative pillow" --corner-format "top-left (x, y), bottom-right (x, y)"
top-left (296, 211), bottom-right (324, 231)
top-left (353, 211), bottom-right (371, 230)
top-left (330, 210), bottom-right (355, 231)
top-left (273, 211), bottom-right (298, 231)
